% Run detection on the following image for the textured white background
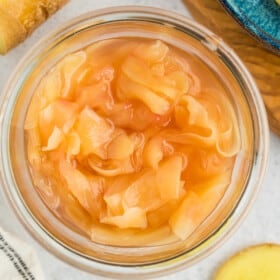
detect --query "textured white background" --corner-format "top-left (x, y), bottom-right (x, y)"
top-left (0, 0), bottom-right (280, 279)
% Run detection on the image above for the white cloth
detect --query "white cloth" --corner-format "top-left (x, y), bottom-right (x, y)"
top-left (0, 227), bottom-right (44, 280)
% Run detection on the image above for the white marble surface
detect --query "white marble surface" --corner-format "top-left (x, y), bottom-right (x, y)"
top-left (0, 0), bottom-right (280, 279)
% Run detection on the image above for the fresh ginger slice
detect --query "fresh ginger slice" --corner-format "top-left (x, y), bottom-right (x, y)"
top-left (0, 0), bottom-right (68, 54)
top-left (214, 244), bottom-right (280, 280)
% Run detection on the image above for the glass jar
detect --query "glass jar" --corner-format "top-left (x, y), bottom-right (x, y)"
top-left (0, 6), bottom-right (269, 278)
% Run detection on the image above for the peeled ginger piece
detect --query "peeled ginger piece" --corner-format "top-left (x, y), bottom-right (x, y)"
top-left (214, 244), bottom-right (280, 280)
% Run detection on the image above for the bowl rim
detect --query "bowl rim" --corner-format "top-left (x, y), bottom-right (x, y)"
top-left (218, 0), bottom-right (280, 55)
top-left (0, 5), bottom-right (270, 278)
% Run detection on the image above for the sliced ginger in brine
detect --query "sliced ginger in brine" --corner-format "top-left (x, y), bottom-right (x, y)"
top-left (25, 38), bottom-right (241, 245)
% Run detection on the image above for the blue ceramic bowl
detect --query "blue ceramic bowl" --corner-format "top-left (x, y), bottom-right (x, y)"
top-left (219, 0), bottom-right (280, 54)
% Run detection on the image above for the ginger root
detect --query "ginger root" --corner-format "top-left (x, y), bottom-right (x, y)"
top-left (0, 0), bottom-right (68, 54)
top-left (214, 244), bottom-right (280, 280)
